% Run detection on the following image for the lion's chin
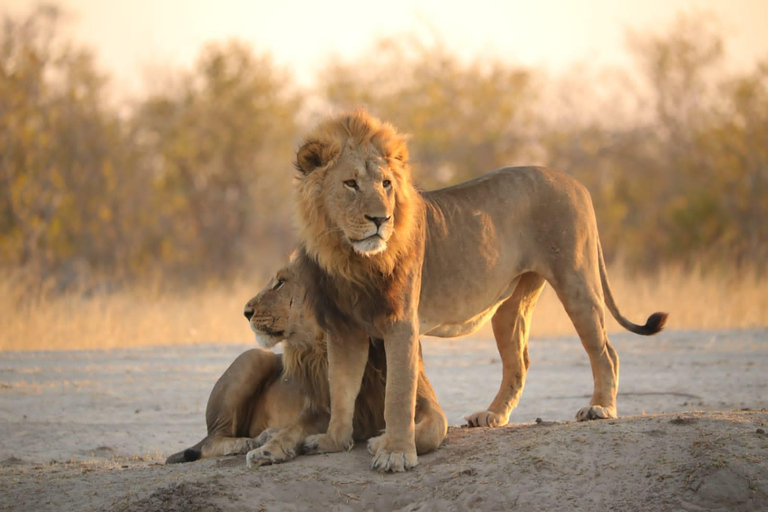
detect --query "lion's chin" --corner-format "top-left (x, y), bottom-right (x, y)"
top-left (254, 331), bottom-right (282, 349)
top-left (351, 236), bottom-right (388, 256)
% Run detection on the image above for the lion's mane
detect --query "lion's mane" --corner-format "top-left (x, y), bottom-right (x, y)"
top-left (293, 110), bottom-right (425, 332)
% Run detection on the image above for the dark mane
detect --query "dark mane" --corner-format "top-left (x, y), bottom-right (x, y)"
top-left (295, 247), bottom-right (411, 337)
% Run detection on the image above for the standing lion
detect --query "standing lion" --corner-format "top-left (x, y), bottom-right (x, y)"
top-left (291, 110), bottom-right (667, 472)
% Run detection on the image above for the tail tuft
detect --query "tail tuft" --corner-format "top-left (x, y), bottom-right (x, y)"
top-left (640, 312), bottom-right (668, 335)
top-left (183, 448), bottom-right (202, 462)
top-left (165, 447), bottom-right (202, 464)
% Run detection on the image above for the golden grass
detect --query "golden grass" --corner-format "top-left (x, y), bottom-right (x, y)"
top-left (2, 264), bottom-right (766, 352)
top-left (498, 263), bottom-right (768, 339)
top-left (0, 271), bottom-right (264, 352)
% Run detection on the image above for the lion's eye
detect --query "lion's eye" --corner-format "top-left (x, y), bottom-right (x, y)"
top-left (343, 179), bottom-right (358, 191)
top-left (382, 180), bottom-right (391, 188)
top-left (273, 279), bottom-right (285, 291)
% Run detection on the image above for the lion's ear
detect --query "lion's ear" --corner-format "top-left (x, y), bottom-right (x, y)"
top-left (390, 143), bottom-right (408, 163)
top-left (295, 141), bottom-right (334, 175)
top-left (386, 134), bottom-right (409, 164)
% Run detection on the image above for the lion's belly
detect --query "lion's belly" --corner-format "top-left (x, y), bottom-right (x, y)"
top-left (420, 305), bottom-right (500, 338)
top-left (418, 275), bottom-right (521, 338)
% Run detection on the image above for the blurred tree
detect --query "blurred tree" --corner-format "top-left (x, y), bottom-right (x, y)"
top-left (690, 60), bottom-right (768, 266)
top-left (0, 4), bottom-right (142, 283)
top-left (1, 4), bottom-right (765, 286)
top-left (627, 13), bottom-right (767, 269)
top-left (132, 40), bottom-right (300, 277)
top-left (1, 6), bottom-right (301, 285)
top-left (540, 13), bottom-right (767, 271)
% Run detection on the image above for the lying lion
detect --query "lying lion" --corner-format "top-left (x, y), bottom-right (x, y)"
top-left (165, 262), bottom-right (447, 465)
top-left (289, 110), bottom-right (668, 472)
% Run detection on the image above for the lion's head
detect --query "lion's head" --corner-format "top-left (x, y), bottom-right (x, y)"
top-left (243, 264), bottom-right (319, 349)
top-left (293, 110), bottom-right (422, 281)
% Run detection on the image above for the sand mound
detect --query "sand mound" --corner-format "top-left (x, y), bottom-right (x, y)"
top-left (3, 410), bottom-right (766, 511)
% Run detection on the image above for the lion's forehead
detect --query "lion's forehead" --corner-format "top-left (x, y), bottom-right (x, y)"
top-left (334, 147), bottom-right (387, 178)
top-left (365, 154), bottom-right (388, 173)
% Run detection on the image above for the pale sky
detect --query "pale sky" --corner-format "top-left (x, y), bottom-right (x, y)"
top-left (4, 0), bottom-right (768, 96)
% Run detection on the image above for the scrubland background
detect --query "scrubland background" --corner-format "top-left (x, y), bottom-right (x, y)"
top-left (2, 5), bottom-right (767, 351)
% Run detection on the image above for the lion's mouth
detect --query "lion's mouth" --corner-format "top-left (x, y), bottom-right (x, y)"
top-left (255, 325), bottom-right (284, 337)
top-left (348, 233), bottom-right (388, 256)
top-left (348, 233), bottom-right (383, 243)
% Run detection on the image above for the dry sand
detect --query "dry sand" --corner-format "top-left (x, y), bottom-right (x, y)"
top-left (1, 328), bottom-right (767, 511)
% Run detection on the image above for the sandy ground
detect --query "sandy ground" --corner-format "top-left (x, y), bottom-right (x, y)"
top-left (1, 328), bottom-right (767, 511)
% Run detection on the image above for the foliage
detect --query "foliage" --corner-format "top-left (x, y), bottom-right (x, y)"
top-left (1, 6), bottom-right (766, 290)
top-left (0, 6), bottom-right (300, 285)
top-left (132, 40), bottom-right (300, 276)
top-left (0, 5), bottom-right (137, 280)
top-left (543, 14), bottom-right (768, 268)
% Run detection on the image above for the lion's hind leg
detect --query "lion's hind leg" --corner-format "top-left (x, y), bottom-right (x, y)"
top-left (551, 268), bottom-right (619, 421)
top-left (464, 273), bottom-right (546, 428)
top-left (413, 392), bottom-right (448, 454)
top-left (166, 348), bottom-right (283, 464)
top-left (413, 362), bottom-right (448, 453)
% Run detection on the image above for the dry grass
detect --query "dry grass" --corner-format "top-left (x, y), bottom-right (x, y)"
top-left (500, 262), bottom-right (768, 339)
top-left (0, 271), bottom-right (265, 351)
top-left (2, 264), bottom-right (767, 352)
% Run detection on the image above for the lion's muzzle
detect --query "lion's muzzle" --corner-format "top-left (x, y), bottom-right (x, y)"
top-left (251, 315), bottom-right (284, 337)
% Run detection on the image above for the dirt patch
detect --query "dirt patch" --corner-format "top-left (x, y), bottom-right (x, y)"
top-left (2, 330), bottom-right (767, 510)
top-left (115, 481), bottom-right (233, 512)
top-left (1, 411), bottom-right (766, 512)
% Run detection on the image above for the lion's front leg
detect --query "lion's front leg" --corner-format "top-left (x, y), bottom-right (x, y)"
top-left (246, 429), bottom-right (301, 468)
top-left (303, 330), bottom-right (369, 455)
top-left (246, 428), bottom-right (303, 468)
top-left (369, 321), bottom-right (419, 473)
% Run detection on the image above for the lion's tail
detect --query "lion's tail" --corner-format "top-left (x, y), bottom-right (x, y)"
top-left (598, 238), bottom-right (668, 335)
top-left (165, 439), bottom-right (204, 464)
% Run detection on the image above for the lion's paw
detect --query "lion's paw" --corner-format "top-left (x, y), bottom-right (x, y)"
top-left (253, 428), bottom-right (280, 447)
top-left (463, 410), bottom-right (509, 428)
top-left (575, 405), bottom-right (617, 421)
top-left (303, 433), bottom-right (353, 455)
top-left (370, 449), bottom-right (418, 473)
top-left (367, 435), bottom-right (384, 455)
top-left (368, 434), bottom-right (418, 473)
top-left (245, 442), bottom-right (296, 469)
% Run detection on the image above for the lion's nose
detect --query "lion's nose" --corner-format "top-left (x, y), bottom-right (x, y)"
top-left (365, 215), bottom-right (390, 228)
top-left (243, 307), bottom-right (254, 321)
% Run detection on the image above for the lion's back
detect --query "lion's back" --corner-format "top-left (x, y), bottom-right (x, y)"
top-left (425, 166), bottom-right (590, 211)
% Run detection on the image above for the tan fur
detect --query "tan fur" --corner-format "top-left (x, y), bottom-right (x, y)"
top-left (292, 110), bottom-right (667, 472)
top-left (165, 261), bottom-right (447, 466)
